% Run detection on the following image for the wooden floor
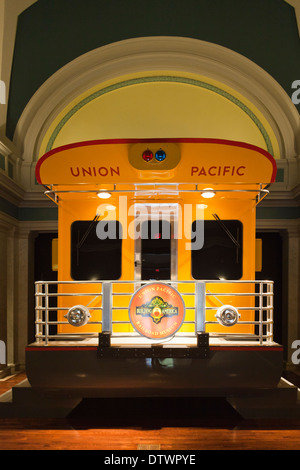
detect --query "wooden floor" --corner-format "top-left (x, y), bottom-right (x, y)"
top-left (1, 371), bottom-right (300, 450)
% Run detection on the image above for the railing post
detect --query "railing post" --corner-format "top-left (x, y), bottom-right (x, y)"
top-left (45, 283), bottom-right (49, 345)
top-left (267, 282), bottom-right (273, 343)
top-left (35, 282), bottom-right (43, 343)
top-left (259, 282), bottom-right (263, 344)
top-left (102, 282), bottom-right (112, 333)
top-left (195, 281), bottom-right (206, 333)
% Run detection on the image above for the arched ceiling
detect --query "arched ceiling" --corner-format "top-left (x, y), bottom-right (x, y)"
top-left (39, 72), bottom-right (280, 159)
top-left (7, 0), bottom-right (300, 141)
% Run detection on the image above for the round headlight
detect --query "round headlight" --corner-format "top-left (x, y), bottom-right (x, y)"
top-left (65, 305), bottom-right (91, 327)
top-left (215, 305), bottom-right (240, 327)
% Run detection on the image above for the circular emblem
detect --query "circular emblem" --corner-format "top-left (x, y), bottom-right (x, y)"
top-left (129, 283), bottom-right (185, 339)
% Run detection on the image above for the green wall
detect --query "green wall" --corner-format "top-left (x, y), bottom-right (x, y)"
top-left (6, 0), bottom-right (300, 140)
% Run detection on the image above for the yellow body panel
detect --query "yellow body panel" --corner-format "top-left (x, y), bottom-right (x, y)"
top-left (56, 191), bottom-right (256, 335)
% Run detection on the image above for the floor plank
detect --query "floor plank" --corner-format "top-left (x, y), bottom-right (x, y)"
top-left (0, 419), bottom-right (300, 450)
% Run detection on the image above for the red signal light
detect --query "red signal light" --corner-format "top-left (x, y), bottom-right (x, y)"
top-left (142, 149), bottom-right (153, 162)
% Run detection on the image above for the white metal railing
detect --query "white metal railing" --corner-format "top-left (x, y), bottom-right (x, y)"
top-left (34, 279), bottom-right (274, 345)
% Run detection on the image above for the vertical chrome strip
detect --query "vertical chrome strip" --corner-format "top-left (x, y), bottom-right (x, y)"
top-left (196, 281), bottom-right (206, 333)
top-left (102, 283), bottom-right (112, 332)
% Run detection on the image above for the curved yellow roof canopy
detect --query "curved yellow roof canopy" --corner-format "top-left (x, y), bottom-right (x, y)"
top-left (36, 138), bottom-right (277, 186)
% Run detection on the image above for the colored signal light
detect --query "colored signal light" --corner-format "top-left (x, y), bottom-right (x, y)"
top-left (155, 149), bottom-right (166, 161)
top-left (142, 150), bottom-right (153, 162)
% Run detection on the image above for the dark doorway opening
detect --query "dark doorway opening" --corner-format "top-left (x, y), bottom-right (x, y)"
top-left (141, 220), bottom-right (171, 280)
top-left (255, 231), bottom-right (285, 346)
top-left (32, 233), bottom-right (58, 344)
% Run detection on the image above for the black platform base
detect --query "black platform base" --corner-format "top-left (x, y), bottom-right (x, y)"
top-left (0, 378), bottom-right (300, 420)
top-left (0, 379), bottom-right (82, 418)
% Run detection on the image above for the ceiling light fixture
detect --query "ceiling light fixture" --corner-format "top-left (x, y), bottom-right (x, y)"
top-left (97, 191), bottom-right (112, 199)
top-left (201, 188), bottom-right (215, 199)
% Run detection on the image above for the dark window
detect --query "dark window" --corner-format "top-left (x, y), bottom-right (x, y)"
top-left (71, 220), bottom-right (122, 280)
top-left (141, 220), bottom-right (171, 280)
top-left (191, 219), bottom-right (243, 280)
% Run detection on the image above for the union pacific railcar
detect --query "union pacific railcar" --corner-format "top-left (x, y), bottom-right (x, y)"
top-left (26, 138), bottom-right (283, 398)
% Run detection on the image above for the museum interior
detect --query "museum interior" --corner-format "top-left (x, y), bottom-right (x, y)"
top-left (0, 0), bottom-right (299, 451)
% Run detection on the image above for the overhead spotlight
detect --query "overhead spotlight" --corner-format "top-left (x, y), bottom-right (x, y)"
top-left (215, 305), bottom-right (240, 327)
top-left (97, 191), bottom-right (111, 199)
top-left (65, 305), bottom-right (91, 327)
top-left (201, 188), bottom-right (215, 199)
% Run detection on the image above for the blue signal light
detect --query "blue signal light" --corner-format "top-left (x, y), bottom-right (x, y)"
top-left (155, 149), bottom-right (166, 162)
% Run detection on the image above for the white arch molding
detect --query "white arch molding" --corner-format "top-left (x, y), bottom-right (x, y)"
top-left (12, 36), bottom-right (300, 187)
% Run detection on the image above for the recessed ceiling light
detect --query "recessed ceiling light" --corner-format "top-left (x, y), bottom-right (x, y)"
top-left (97, 191), bottom-right (111, 199)
top-left (201, 188), bottom-right (215, 199)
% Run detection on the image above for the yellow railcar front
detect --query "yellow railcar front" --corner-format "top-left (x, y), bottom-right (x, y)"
top-left (26, 139), bottom-right (282, 396)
